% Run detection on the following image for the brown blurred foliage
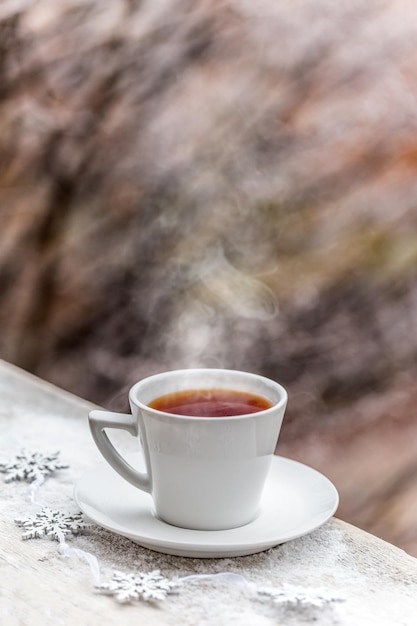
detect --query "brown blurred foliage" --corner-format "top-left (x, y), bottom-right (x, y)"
top-left (2, 0), bottom-right (417, 552)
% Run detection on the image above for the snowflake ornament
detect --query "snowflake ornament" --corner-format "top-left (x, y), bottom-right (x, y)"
top-left (258, 584), bottom-right (345, 608)
top-left (96, 570), bottom-right (180, 603)
top-left (15, 507), bottom-right (92, 540)
top-left (0, 449), bottom-right (69, 483)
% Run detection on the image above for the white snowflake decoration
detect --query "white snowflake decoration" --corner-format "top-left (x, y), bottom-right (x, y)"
top-left (96, 570), bottom-right (180, 603)
top-left (0, 450), bottom-right (69, 483)
top-left (259, 584), bottom-right (345, 608)
top-left (15, 507), bottom-right (92, 540)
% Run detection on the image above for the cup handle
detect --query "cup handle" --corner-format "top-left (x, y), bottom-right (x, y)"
top-left (88, 410), bottom-right (151, 493)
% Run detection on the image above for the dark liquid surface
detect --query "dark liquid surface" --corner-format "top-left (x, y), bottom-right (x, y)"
top-left (148, 388), bottom-right (273, 417)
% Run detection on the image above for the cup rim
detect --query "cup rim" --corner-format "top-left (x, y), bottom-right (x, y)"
top-left (129, 368), bottom-right (288, 421)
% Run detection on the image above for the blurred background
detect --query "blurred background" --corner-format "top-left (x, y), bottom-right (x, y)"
top-left (1, 0), bottom-right (417, 554)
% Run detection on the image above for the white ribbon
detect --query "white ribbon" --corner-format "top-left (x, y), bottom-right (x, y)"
top-left (57, 530), bottom-right (101, 586)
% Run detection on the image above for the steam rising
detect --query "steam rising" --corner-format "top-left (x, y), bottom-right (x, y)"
top-left (185, 245), bottom-right (278, 319)
top-left (162, 245), bottom-right (278, 371)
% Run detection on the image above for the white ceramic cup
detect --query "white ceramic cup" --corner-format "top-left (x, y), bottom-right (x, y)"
top-left (88, 368), bottom-right (288, 530)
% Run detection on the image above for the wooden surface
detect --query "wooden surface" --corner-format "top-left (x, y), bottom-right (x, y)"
top-left (1, 359), bottom-right (417, 626)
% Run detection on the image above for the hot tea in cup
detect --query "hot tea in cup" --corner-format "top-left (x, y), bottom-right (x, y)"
top-left (148, 388), bottom-right (273, 416)
top-left (88, 368), bottom-right (287, 530)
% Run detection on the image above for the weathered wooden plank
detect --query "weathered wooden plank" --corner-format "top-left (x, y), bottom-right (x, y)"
top-left (1, 360), bottom-right (417, 625)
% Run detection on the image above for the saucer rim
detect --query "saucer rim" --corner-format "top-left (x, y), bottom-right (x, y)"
top-left (74, 455), bottom-right (339, 558)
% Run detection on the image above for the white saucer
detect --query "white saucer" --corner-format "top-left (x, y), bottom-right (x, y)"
top-left (74, 455), bottom-right (338, 558)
